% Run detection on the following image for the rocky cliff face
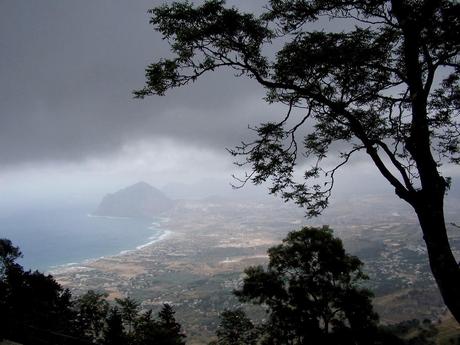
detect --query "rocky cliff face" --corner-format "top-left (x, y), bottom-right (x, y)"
top-left (94, 182), bottom-right (174, 218)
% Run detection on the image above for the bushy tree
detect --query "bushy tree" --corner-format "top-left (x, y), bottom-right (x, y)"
top-left (0, 239), bottom-right (75, 344)
top-left (234, 226), bottom-right (380, 344)
top-left (74, 290), bottom-right (109, 342)
top-left (214, 309), bottom-right (259, 345)
top-left (0, 239), bottom-right (22, 277)
top-left (136, 0), bottom-right (460, 321)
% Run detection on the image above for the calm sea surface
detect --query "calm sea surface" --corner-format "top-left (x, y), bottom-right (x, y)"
top-left (0, 203), bottom-right (162, 272)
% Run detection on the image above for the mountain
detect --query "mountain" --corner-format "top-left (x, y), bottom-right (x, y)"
top-left (94, 182), bottom-right (175, 218)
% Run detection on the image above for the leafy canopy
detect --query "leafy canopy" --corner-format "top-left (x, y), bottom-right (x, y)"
top-left (136, 0), bottom-right (460, 217)
top-left (214, 309), bottom-right (259, 345)
top-left (234, 226), bottom-right (380, 344)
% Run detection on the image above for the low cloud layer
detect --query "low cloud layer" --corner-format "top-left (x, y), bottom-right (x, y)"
top-left (0, 1), bottom-right (274, 168)
top-left (1, 1), bottom-right (458, 205)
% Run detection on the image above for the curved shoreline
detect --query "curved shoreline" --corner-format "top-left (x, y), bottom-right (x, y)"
top-left (48, 221), bottom-right (172, 275)
top-left (135, 229), bottom-right (172, 250)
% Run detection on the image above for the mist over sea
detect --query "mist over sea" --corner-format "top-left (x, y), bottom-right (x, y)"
top-left (0, 203), bottom-right (163, 272)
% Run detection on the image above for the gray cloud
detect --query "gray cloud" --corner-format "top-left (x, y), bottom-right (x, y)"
top-left (3, 0), bottom-right (455, 204)
top-left (0, 0), bottom-right (273, 167)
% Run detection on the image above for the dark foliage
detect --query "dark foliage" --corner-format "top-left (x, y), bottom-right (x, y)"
top-left (382, 319), bottom-right (439, 345)
top-left (0, 239), bottom-right (78, 345)
top-left (137, 0), bottom-right (460, 321)
top-left (0, 238), bottom-right (22, 274)
top-left (157, 303), bottom-right (187, 345)
top-left (213, 309), bottom-right (259, 345)
top-left (0, 238), bottom-right (446, 345)
top-left (102, 307), bottom-right (126, 345)
top-left (234, 226), bottom-right (381, 344)
top-left (115, 296), bottom-right (140, 338)
top-left (132, 305), bottom-right (186, 345)
top-left (74, 290), bottom-right (109, 342)
top-left (211, 228), bottom-right (442, 345)
top-left (0, 238), bottom-right (186, 345)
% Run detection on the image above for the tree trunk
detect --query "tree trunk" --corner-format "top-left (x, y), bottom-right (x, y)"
top-left (389, 1), bottom-right (460, 322)
top-left (413, 197), bottom-right (460, 322)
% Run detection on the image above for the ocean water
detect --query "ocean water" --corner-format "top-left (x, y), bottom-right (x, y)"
top-left (0, 203), bottom-right (164, 272)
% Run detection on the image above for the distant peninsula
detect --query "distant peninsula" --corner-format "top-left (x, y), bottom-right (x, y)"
top-left (93, 182), bottom-right (174, 219)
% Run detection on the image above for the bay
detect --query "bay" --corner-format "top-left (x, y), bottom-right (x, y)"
top-left (0, 203), bottom-right (163, 272)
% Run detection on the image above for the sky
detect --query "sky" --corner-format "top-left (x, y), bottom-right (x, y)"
top-left (0, 1), bottom-right (458, 209)
top-left (0, 0), bottom-right (272, 204)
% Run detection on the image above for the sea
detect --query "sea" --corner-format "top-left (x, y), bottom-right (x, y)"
top-left (0, 202), bottom-right (166, 272)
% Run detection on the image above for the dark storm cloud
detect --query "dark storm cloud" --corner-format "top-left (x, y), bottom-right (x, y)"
top-left (0, 0), bottom-right (272, 166)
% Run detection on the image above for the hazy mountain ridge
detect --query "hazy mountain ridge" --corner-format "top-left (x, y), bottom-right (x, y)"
top-left (94, 182), bottom-right (175, 219)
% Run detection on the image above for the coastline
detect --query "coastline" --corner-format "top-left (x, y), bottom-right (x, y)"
top-left (50, 198), bottom-right (305, 343)
top-left (135, 229), bottom-right (172, 251)
top-left (48, 220), bottom-right (173, 275)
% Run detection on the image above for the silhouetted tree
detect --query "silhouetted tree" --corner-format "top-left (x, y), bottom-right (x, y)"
top-left (115, 296), bottom-right (140, 337)
top-left (157, 304), bottom-right (186, 345)
top-left (132, 310), bottom-right (156, 345)
top-left (136, 0), bottom-right (460, 321)
top-left (0, 239), bottom-right (21, 340)
top-left (0, 240), bottom-right (189, 345)
top-left (0, 239), bottom-right (75, 344)
top-left (0, 238), bottom-right (22, 276)
top-left (214, 309), bottom-right (259, 345)
top-left (234, 226), bottom-right (380, 344)
top-left (74, 290), bottom-right (109, 342)
top-left (132, 305), bottom-right (186, 345)
top-left (102, 307), bottom-right (126, 345)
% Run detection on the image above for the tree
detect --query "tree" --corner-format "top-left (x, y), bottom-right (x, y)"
top-left (133, 305), bottom-right (186, 345)
top-left (0, 239), bottom-right (22, 339)
top-left (0, 239), bottom-right (22, 277)
top-left (214, 309), bottom-right (259, 345)
top-left (132, 310), bottom-right (158, 345)
top-left (103, 307), bottom-right (126, 345)
top-left (234, 226), bottom-right (379, 344)
top-left (0, 239), bottom-right (76, 344)
top-left (157, 304), bottom-right (186, 345)
top-left (115, 296), bottom-right (140, 336)
top-left (74, 290), bottom-right (109, 342)
top-left (136, 0), bottom-right (460, 321)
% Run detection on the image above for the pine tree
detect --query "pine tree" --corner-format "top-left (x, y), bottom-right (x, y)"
top-left (157, 304), bottom-right (186, 345)
top-left (115, 296), bottom-right (140, 336)
top-left (103, 307), bottom-right (126, 345)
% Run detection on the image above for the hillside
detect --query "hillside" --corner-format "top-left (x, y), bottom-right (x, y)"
top-left (93, 182), bottom-right (175, 219)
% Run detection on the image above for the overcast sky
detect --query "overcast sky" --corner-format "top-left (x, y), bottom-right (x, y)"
top-left (0, 0), bottom-right (269, 162)
top-left (0, 1), bottom-right (273, 202)
top-left (0, 1), bottom-right (457, 209)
